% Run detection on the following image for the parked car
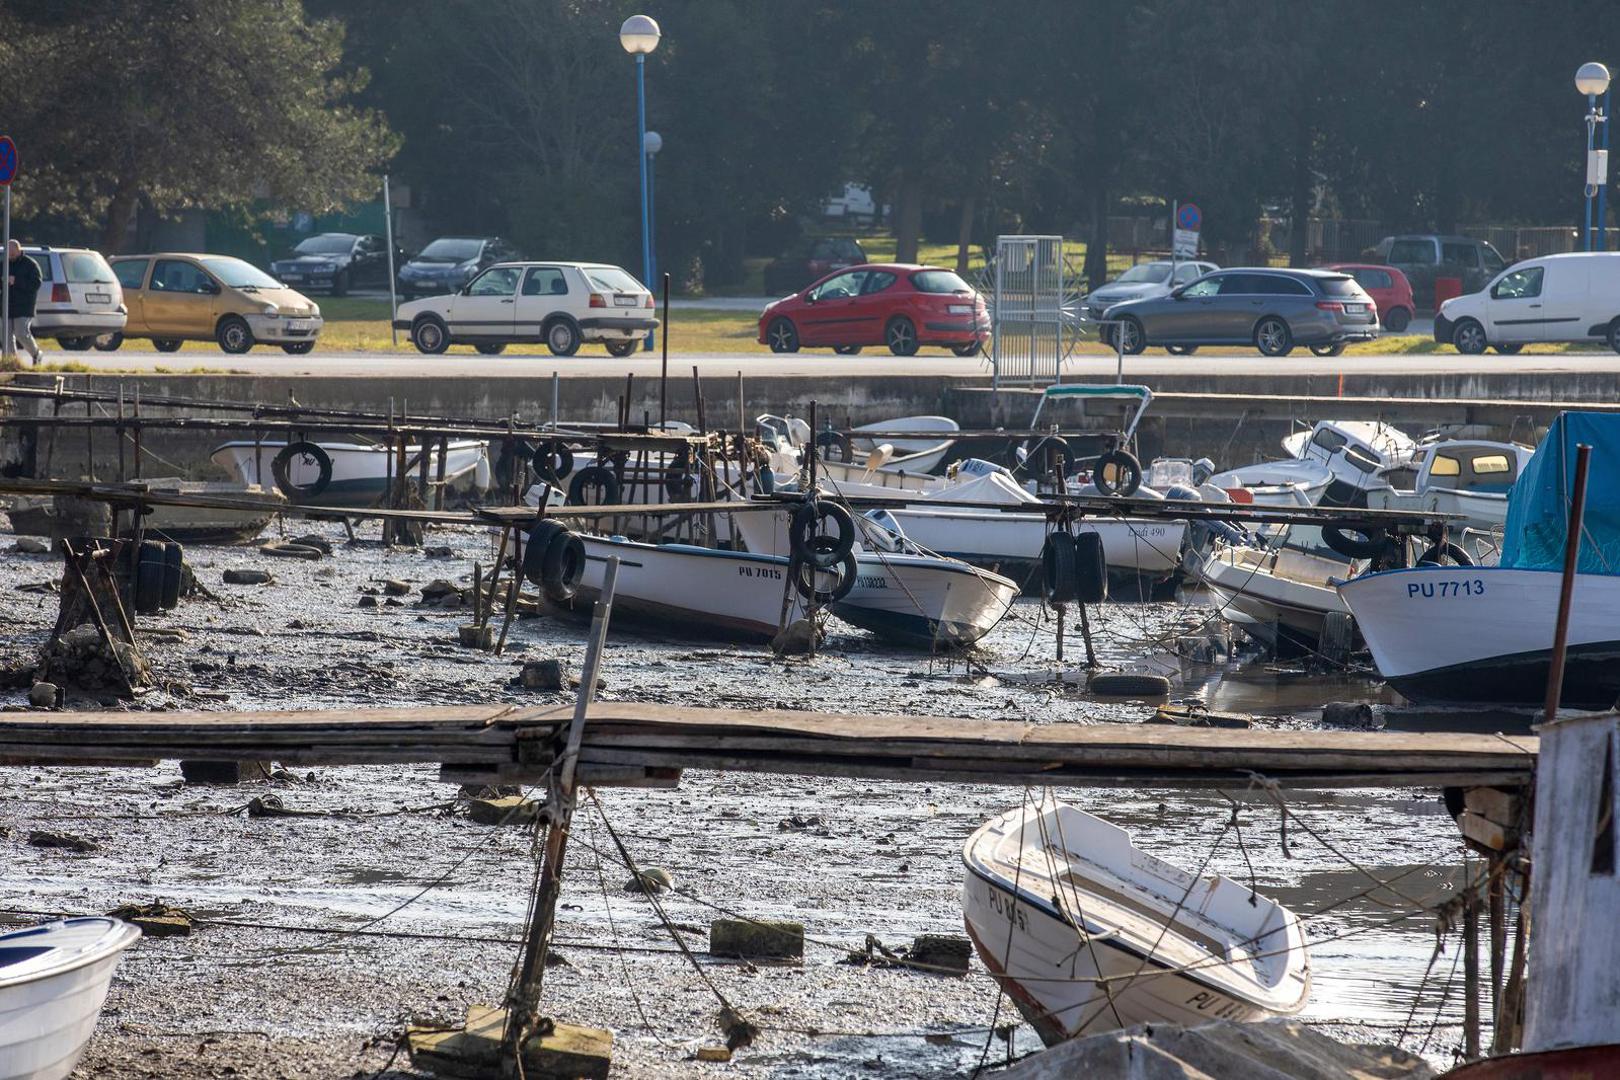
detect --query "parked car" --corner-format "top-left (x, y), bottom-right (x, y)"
top-left (106, 254), bottom-right (323, 354)
top-left (394, 261), bottom-right (657, 357)
top-left (1435, 252), bottom-right (1620, 355)
top-left (1370, 234), bottom-right (1507, 310)
top-left (1102, 267), bottom-right (1379, 357)
top-left (1318, 263), bottom-right (1416, 332)
top-left (762, 237), bottom-right (867, 296)
top-left (823, 183), bottom-right (879, 222)
top-left (396, 236), bottom-right (519, 299)
top-left (269, 232), bottom-right (403, 296)
top-left (21, 245), bottom-right (126, 350)
top-left (1083, 259), bottom-right (1219, 321)
top-left (758, 263), bottom-right (988, 357)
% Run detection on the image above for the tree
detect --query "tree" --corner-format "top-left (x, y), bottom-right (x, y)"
top-left (0, 0), bottom-right (397, 251)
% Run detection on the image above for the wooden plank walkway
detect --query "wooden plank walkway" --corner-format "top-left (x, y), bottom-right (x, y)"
top-left (0, 703), bottom-right (1538, 790)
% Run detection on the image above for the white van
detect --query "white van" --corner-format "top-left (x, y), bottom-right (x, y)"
top-left (1436, 251), bottom-right (1620, 354)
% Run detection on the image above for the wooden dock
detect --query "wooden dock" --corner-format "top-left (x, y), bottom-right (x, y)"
top-left (0, 703), bottom-right (1538, 790)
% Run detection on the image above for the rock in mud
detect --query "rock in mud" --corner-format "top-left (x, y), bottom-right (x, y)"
top-left (519, 659), bottom-right (568, 691)
top-left (358, 595), bottom-right (379, 609)
top-left (108, 901), bottom-right (193, 937)
top-left (27, 682), bottom-right (58, 709)
top-left (382, 579), bottom-right (411, 596)
top-left (770, 618), bottom-right (818, 655)
top-left (1322, 701), bottom-right (1384, 729)
top-left (908, 933), bottom-right (972, 975)
top-left (421, 579), bottom-right (461, 604)
top-left (12, 536), bottom-right (49, 554)
top-left (466, 795), bottom-right (544, 826)
top-left (424, 545), bottom-right (455, 558)
top-left (625, 867), bottom-right (674, 894)
top-left (223, 569), bottom-right (274, 586)
top-left (458, 624), bottom-right (494, 648)
top-left (709, 918), bottom-right (804, 959)
top-left (28, 829), bottom-right (97, 853)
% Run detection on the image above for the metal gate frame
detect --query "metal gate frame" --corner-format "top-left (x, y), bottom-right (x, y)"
top-left (991, 235), bottom-right (1064, 388)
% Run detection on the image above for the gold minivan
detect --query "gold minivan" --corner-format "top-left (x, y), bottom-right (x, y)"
top-left (107, 253), bottom-right (324, 354)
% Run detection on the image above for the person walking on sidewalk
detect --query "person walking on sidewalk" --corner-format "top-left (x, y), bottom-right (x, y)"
top-left (6, 239), bottom-right (43, 365)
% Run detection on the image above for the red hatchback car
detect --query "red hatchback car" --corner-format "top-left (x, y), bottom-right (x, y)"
top-left (759, 263), bottom-right (989, 356)
top-left (1318, 263), bottom-right (1415, 332)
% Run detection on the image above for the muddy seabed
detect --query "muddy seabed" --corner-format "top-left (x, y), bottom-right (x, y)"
top-left (0, 517), bottom-right (1477, 1078)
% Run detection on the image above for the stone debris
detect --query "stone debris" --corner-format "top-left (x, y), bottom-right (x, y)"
top-left (382, 579), bottom-right (412, 596)
top-left (38, 623), bottom-right (149, 692)
top-left (1322, 701), bottom-right (1384, 730)
top-left (770, 618), bottom-right (818, 655)
top-left (519, 659), bottom-right (568, 691)
top-left (907, 933), bottom-right (972, 975)
top-left (420, 579), bottom-right (463, 606)
top-left (27, 681), bottom-right (59, 709)
top-left (358, 595), bottom-right (379, 609)
top-left (624, 867), bottom-right (674, 894)
top-left (709, 917), bottom-right (804, 959)
top-left (423, 545), bottom-right (455, 558)
top-left (28, 829), bottom-right (98, 853)
top-left (458, 624), bottom-right (494, 649)
top-left (107, 901), bottom-right (194, 937)
top-left (223, 569), bottom-right (274, 585)
top-left (466, 795), bottom-right (545, 826)
top-left (12, 536), bottom-right (49, 554)
top-left (695, 1047), bottom-right (732, 1063)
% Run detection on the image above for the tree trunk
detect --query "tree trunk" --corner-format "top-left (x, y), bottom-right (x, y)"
top-left (1085, 184), bottom-right (1110, 291)
top-left (1289, 112), bottom-right (1313, 267)
top-left (895, 171), bottom-right (924, 265)
top-left (100, 183), bottom-right (140, 255)
top-left (955, 195), bottom-right (976, 274)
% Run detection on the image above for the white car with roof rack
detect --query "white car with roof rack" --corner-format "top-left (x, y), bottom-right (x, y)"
top-left (393, 261), bottom-right (659, 357)
top-left (21, 245), bottom-right (127, 350)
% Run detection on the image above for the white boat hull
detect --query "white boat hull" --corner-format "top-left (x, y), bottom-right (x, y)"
top-left (1366, 486), bottom-right (1507, 534)
top-left (832, 552), bottom-right (1018, 648)
top-left (882, 508), bottom-right (1185, 585)
top-left (1195, 543), bottom-right (1351, 648)
top-left (0, 918), bottom-right (141, 1080)
top-left (1338, 566), bottom-right (1620, 706)
top-left (211, 439), bottom-right (489, 507)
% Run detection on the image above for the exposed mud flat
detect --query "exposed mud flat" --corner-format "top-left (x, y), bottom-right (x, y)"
top-left (0, 515), bottom-right (1477, 1077)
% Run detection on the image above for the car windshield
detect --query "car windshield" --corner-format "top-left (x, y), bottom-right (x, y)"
top-left (1114, 263), bottom-right (1171, 285)
top-left (61, 252), bottom-right (115, 284)
top-left (585, 266), bottom-right (644, 293)
top-left (294, 235), bottom-right (355, 255)
top-left (418, 239), bottom-right (484, 262)
top-left (199, 257), bottom-right (283, 290)
top-left (911, 270), bottom-right (972, 294)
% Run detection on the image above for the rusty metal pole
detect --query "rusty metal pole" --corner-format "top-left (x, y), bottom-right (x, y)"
top-left (1464, 888), bottom-right (1481, 1059)
top-left (1544, 443), bottom-right (1591, 723)
top-left (659, 273), bottom-right (670, 427)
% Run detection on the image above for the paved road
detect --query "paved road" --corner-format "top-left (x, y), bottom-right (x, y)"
top-left (12, 345), bottom-right (1620, 379)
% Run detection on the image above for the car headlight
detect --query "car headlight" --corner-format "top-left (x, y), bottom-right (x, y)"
top-left (259, 306), bottom-right (280, 317)
top-left (311, 303), bottom-right (320, 317)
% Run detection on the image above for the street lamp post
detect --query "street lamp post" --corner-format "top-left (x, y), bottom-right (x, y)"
top-left (1577, 62), bottom-right (1611, 252)
top-left (644, 130), bottom-right (662, 294)
top-left (621, 15), bottom-right (661, 351)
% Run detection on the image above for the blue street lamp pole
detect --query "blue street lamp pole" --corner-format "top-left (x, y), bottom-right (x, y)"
top-left (1603, 86), bottom-right (1613, 251)
top-left (621, 16), bottom-right (661, 352)
top-left (645, 131), bottom-right (662, 299)
top-left (1577, 63), bottom-right (1612, 252)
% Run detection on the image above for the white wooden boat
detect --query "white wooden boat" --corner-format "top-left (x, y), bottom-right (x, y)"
top-left (0, 917), bottom-right (141, 1080)
top-left (211, 439), bottom-right (490, 507)
top-left (1366, 440), bottom-right (1531, 533)
top-left (1337, 567), bottom-right (1620, 706)
top-left (850, 414), bottom-right (959, 474)
top-left (962, 799), bottom-right (1309, 1046)
top-left (1211, 420), bottom-right (1416, 507)
top-left (128, 478), bottom-right (285, 544)
top-left (1194, 527), bottom-right (1359, 651)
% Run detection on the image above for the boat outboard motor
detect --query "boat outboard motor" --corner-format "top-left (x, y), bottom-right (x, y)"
top-left (952, 457), bottom-right (1012, 479)
top-left (1192, 457), bottom-right (1216, 485)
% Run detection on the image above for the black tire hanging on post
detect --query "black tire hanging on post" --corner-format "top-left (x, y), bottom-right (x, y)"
top-left (1092, 449), bottom-right (1143, 496)
top-left (663, 466), bottom-right (696, 501)
top-left (270, 441), bottom-right (334, 500)
top-left (792, 547), bottom-right (858, 603)
top-left (789, 500), bottom-right (856, 567)
top-left (134, 540), bottom-right (167, 614)
top-left (160, 541), bottom-right (184, 609)
top-left (1321, 524), bottom-right (1388, 560)
top-left (540, 530), bottom-right (587, 603)
top-left (1073, 531), bottom-right (1108, 604)
top-left (522, 520), bottom-right (570, 586)
top-left (531, 440), bottom-right (574, 482)
top-left (567, 464), bottom-right (621, 506)
top-left (1418, 541), bottom-right (1475, 567)
top-left (1042, 533), bottom-right (1078, 605)
top-left (814, 430), bottom-right (853, 463)
top-left (1019, 435), bottom-right (1075, 479)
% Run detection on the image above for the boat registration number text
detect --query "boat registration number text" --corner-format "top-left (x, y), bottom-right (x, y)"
top-left (1184, 989), bottom-right (1255, 1021)
top-left (985, 884), bottom-right (1028, 932)
top-left (736, 566), bottom-right (783, 581)
top-left (1406, 579), bottom-right (1485, 599)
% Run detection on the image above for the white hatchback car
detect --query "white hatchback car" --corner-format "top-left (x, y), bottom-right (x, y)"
top-left (394, 261), bottom-right (658, 356)
top-left (22, 245), bottom-right (127, 351)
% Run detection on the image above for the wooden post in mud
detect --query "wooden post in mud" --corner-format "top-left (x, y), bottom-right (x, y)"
top-left (1464, 887), bottom-right (1481, 1059)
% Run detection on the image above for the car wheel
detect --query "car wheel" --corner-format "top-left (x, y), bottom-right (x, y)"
top-left (1609, 319), bottom-right (1620, 354)
top-left (94, 333), bottom-right (123, 352)
top-left (950, 342), bottom-right (979, 357)
top-left (834, 345), bottom-right (863, 355)
top-left (1164, 344), bottom-right (1198, 356)
top-left (412, 315), bottom-right (450, 355)
top-left (885, 317), bottom-right (919, 357)
top-left (1310, 342), bottom-right (1346, 357)
top-left (475, 342), bottom-right (507, 355)
top-left (1493, 343), bottom-right (1523, 355)
top-left (1255, 316), bottom-right (1293, 357)
top-left (766, 317), bottom-right (799, 354)
top-left (153, 338), bottom-right (183, 353)
top-left (1112, 316), bottom-right (1147, 355)
top-left (1384, 307), bottom-right (1412, 332)
top-left (282, 341), bottom-right (315, 355)
top-left (1452, 318), bottom-right (1488, 355)
top-left (331, 270), bottom-right (350, 298)
top-left (57, 336), bottom-right (92, 352)
top-left (605, 339), bottom-right (639, 358)
top-left (545, 317), bottom-right (581, 357)
top-left (216, 315), bottom-right (254, 354)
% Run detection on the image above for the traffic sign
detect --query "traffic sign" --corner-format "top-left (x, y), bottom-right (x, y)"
top-left (1172, 229), bottom-right (1199, 258)
top-left (0, 137), bottom-right (17, 186)
top-left (1176, 202), bottom-right (1201, 231)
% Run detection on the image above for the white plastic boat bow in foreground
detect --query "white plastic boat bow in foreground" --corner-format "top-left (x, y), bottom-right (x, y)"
top-left (0, 917), bottom-right (140, 1080)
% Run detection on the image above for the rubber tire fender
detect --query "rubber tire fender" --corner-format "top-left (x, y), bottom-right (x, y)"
top-left (1073, 531), bottom-right (1108, 604)
top-left (1418, 541), bottom-right (1475, 567)
top-left (540, 530), bottom-right (587, 603)
top-left (792, 546), bottom-right (858, 604)
top-left (522, 520), bottom-right (571, 587)
top-left (1321, 524), bottom-right (1388, 560)
top-left (270, 441), bottom-right (334, 500)
top-left (1019, 435), bottom-right (1075, 478)
top-left (663, 467), bottom-right (696, 501)
top-left (1088, 672), bottom-right (1171, 697)
top-left (160, 541), bottom-right (184, 610)
top-left (789, 500), bottom-right (856, 568)
top-left (532, 440), bottom-right (574, 482)
top-left (814, 430), bottom-right (853, 463)
top-left (1093, 449), bottom-right (1143, 497)
top-left (567, 464), bottom-right (621, 506)
top-left (131, 540), bottom-right (167, 615)
top-left (1042, 533), bottom-right (1078, 605)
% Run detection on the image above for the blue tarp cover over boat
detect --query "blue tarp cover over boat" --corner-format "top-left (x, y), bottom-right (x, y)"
top-left (1501, 411), bottom-right (1620, 575)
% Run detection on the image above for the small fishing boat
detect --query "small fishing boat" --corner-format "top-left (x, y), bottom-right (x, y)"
top-left (126, 478), bottom-right (286, 544)
top-left (1366, 439), bottom-right (1531, 533)
top-left (961, 799), bottom-right (1310, 1046)
top-left (0, 917), bottom-right (141, 1080)
top-left (1195, 526), bottom-right (1359, 652)
top-left (849, 414), bottom-right (960, 474)
top-left (1209, 420), bottom-right (1417, 507)
top-left (211, 438), bottom-right (491, 507)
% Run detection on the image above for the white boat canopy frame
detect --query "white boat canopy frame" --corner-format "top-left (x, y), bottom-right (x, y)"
top-left (1028, 383), bottom-right (1155, 444)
